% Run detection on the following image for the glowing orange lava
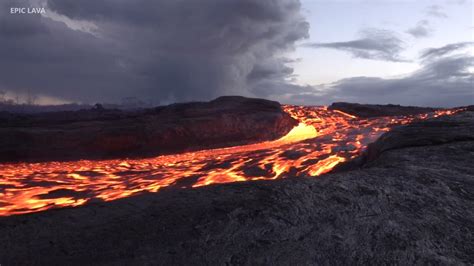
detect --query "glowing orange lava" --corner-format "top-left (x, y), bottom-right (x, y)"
top-left (0, 106), bottom-right (461, 216)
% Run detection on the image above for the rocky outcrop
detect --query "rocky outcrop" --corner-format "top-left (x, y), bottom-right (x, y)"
top-left (329, 102), bottom-right (437, 117)
top-left (365, 111), bottom-right (474, 162)
top-left (0, 96), bottom-right (297, 162)
top-left (0, 112), bottom-right (472, 265)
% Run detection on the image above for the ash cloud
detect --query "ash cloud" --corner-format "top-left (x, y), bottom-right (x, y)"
top-left (0, 0), bottom-right (309, 104)
top-left (304, 28), bottom-right (407, 62)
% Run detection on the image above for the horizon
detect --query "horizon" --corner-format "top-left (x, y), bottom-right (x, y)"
top-left (1, 94), bottom-right (473, 109)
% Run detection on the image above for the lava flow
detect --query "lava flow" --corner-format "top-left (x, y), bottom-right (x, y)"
top-left (0, 106), bottom-right (460, 216)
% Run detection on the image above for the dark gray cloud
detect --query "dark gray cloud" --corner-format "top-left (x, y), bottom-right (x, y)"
top-left (406, 20), bottom-right (433, 38)
top-left (330, 56), bottom-right (472, 106)
top-left (0, 0), bottom-right (309, 104)
top-left (426, 5), bottom-right (448, 18)
top-left (289, 48), bottom-right (473, 107)
top-left (304, 28), bottom-right (407, 62)
top-left (420, 42), bottom-right (474, 61)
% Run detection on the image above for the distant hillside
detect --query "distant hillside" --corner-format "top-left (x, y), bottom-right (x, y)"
top-left (0, 103), bottom-right (92, 113)
top-left (0, 102), bottom-right (151, 114)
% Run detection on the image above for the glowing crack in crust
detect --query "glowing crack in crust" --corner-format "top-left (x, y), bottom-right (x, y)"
top-left (0, 106), bottom-right (461, 216)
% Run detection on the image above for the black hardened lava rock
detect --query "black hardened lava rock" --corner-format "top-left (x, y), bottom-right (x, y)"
top-left (0, 112), bottom-right (473, 265)
top-left (328, 102), bottom-right (437, 117)
top-left (0, 96), bottom-right (297, 162)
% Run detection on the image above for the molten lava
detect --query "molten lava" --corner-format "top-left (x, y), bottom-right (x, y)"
top-left (0, 106), bottom-right (460, 216)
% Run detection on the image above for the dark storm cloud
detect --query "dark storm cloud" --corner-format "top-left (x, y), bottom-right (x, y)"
top-left (406, 20), bottom-right (433, 38)
top-left (296, 50), bottom-right (473, 108)
top-left (0, 0), bottom-right (135, 103)
top-left (420, 42), bottom-right (474, 61)
top-left (304, 28), bottom-right (407, 62)
top-left (0, 0), bottom-right (309, 104)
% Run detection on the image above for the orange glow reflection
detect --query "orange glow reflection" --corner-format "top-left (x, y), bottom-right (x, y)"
top-left (0, 106), bottom-right (462, 216)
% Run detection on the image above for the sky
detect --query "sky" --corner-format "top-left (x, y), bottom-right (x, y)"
top-left (0, 0), bottom-right (472, 107)
top-left (289, 0), bottom-right (474, 106)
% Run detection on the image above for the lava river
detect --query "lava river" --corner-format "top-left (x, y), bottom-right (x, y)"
top-left (0, 106), bottom-right (459, 216)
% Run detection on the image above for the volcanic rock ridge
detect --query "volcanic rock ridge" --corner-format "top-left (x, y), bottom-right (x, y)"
top-left (0, 96), bottom-right (297, 162)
